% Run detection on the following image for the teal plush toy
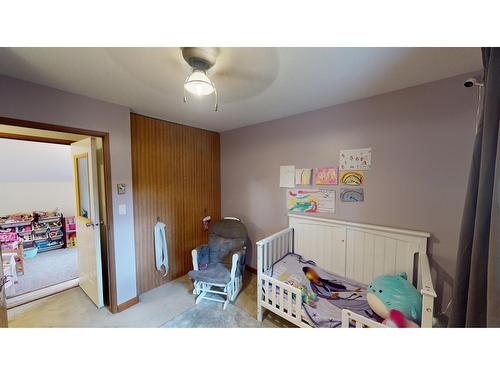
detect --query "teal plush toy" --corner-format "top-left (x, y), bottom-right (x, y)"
top-left (366, 272), bottom-right (422, 324)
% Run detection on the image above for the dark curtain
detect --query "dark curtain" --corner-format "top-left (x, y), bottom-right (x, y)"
top-left (449, 48), bottom-right (500, 327)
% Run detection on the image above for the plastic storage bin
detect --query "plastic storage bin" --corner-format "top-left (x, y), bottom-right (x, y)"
top-left (24, 247), bottom-right (38, 259)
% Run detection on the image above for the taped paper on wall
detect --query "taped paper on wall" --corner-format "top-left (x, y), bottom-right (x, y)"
top-left (287, 189), bottom-right (335, 213)
top-left (340, 170), bottom-right (364, 185)
top-left (280, 165), bottom-right (295, 188)
top-left (340, 148), bottom-right (371, 170)
top-left (340, 188), bottom-right (364, 202)
top-left (295, 168), bottom-right (312, 185)
top-left (314, 167), bottom-right (339, 185)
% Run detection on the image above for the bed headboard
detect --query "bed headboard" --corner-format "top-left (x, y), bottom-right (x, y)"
top-left (288, 214), bottom-right (431, 286)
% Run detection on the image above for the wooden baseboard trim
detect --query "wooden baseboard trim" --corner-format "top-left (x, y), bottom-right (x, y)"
top-left (7, 278), bottom-right (79, 309)
top-left (246, 266), bottom-right (257, 275)
top-left (116, 296), bottom-right (139, 313)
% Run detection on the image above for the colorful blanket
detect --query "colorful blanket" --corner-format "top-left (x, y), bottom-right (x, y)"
top-left (264, 253), bottom-right (377, 327)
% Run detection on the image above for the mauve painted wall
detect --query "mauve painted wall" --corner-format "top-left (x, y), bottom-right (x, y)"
top-left (0, 75), bottom-right (137, 305)
top-left (221, 73), bottom-right (477, 310)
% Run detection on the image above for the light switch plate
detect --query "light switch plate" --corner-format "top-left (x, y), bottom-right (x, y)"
top-left (118, 204), bottom-right (126, 215)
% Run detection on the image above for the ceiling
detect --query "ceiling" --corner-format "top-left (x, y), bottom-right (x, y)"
top-left (0, 48), bottom-right (481, 132)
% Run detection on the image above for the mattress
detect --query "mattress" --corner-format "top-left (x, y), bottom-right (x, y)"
top-left (264, 253), bottom-right (377, 327)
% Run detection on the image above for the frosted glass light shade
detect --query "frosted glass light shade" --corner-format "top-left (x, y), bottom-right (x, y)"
top-left (184, 70), bottom-right (215, 96)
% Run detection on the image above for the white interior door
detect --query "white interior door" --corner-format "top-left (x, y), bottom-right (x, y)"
top-left (71, 138), bottom-right (104, 308)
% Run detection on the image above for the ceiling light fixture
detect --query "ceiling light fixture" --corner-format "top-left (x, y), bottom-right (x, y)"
top-left (182, 47), bottom-right (219, 112)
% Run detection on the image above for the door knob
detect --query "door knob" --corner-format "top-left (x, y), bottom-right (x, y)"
top-left (85, 222), bottom-right (95, 228)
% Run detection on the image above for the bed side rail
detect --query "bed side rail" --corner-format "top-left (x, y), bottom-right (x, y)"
top-left (260, 274), bottom-right (305, 326)
top-left (341, 310), bottom-right (387, 328)
top-left (419, 253), bottom-right (437, 328)
top-left (256, 227), bottom-right (294, 274)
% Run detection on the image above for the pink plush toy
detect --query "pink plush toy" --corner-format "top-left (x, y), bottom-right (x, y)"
top-left (383, 309), bottom-right (420, 328)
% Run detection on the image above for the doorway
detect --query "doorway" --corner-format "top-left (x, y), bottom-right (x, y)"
top-left (0, 138), bottom-right (80, 303)
top-left (0, 118), bottom-right (117, 327)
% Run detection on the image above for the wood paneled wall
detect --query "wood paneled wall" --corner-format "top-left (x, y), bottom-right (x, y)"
top-left (131, 114), bottom-right (221, 294)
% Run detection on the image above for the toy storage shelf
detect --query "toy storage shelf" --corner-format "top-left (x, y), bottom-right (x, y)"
top-left (0, 211), bottom-right (68, 255)
top-left (0, 220), bottom-right (33, 228)
top-left (65, 216), bottom-right (77, 248)
top-left (38, 217), bottom-right (62, 223)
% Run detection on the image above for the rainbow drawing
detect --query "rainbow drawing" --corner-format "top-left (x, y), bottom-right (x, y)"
top-left (340, 188), bottom-right (364, 202)
top-left (340, 170), bottom-right (364, 185)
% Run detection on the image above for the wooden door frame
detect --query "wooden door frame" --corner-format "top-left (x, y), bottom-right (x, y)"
top-left (0, 116), bottom-right (118, 314)
top-left (0, 249), bottom-right (8, 327)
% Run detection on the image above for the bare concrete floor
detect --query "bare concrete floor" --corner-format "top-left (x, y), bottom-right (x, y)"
top-left (7, 271), bottom-right (294, 328)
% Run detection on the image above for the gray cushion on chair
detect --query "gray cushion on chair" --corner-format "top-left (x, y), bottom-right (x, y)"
top-left (210, 219), bottom-right (248, 239)
top-left (208, 237), bottom-right (245, 265)
top-left (195, 244), bottom-right (210, 265)
top-left (188, 263), bottom-right (231, 285)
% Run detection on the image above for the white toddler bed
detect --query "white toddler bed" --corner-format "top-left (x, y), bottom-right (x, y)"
top-left (256, 214), bottom-right (437, 328)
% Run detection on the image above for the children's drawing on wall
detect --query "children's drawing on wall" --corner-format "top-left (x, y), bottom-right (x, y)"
top-left (314, 167), bottom-right (338, 185)
top-left (280, 165), bottom-right (295, 188)
top-left (340, 188), bottom-right (364, 202)
top-left (339, 148), bottom-right (372, 170)
top-left (287, 189), bottom-right (335, 213)
top-left (340, 170), bottom-right (364, 185)
top-left (295, 168), bottom-right (312, 185)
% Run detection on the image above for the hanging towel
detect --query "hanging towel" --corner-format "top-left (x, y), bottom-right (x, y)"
top-left (154, 221), bottom-right (169, 277)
